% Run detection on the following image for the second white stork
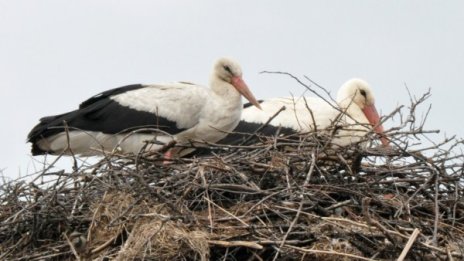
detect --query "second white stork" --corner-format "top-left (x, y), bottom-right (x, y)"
top-left (219, 78), bottom-right (389, 147)
top-left (28, 57), bottom-right (261, 157)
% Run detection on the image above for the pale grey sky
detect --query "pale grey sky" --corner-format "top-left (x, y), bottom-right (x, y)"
top-left (1, 1), bottom-right (463, 179)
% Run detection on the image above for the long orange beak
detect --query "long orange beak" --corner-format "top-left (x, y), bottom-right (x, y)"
top-left (231, 76), bottom-right (262, 110)
top-left (362, 104), bottom-right (389, 146)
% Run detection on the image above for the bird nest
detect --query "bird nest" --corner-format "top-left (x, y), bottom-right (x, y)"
top-left (1, 89), bottom-right (464, 261)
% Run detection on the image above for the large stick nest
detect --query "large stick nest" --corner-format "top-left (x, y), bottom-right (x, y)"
top-left (1, 78), bottom-right (463, 260)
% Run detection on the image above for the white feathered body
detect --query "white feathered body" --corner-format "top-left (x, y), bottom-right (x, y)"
top-left (240, 96), bottom-right (372, 146)
top-left (32, 82), bottom-right (243, 156)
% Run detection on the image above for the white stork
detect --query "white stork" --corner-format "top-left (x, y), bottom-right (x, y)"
top-left (219, 78), bottom-right (389, 147)
top-left (28, 57), bottom-right (261, 157)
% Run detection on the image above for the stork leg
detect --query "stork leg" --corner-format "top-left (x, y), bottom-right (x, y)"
top-left (163, 150), bottom-right (173, 165)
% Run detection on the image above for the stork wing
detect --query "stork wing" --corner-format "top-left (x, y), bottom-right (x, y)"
top-left (28, 82), bottom-right (209, 142)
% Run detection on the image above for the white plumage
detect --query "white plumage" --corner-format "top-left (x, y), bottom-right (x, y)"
top-left (232, 78), bottom-right (388, 147)
top-left (28, 57), bottom-right (261, 156)
top-left (111, 83), bottom-right (209, 129)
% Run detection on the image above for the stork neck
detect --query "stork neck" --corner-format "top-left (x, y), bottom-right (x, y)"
top-left (338, 99), bottom-right (369, 125)
top-left (209, 76), bottom-right (241, 102)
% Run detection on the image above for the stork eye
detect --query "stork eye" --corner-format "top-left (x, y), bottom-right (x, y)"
top-left (359, 89), bottom-right (367, 97)
top-left (223, 65), bottom-right (232, 74)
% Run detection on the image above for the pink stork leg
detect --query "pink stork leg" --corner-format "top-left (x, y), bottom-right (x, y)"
top-left (163, 150), bottom-right (173, 165)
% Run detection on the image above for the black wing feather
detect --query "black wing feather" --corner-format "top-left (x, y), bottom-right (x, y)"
top-left (243, 100), bottom-right (263, 109)
top-left (28, 85), bottom-right (187, 148)
top-left (216, 121), bottom-right (296, 145)
top-left (189, 121), bottom-right (296, 157)
top-left (79, 84), bottom-right (146, 109)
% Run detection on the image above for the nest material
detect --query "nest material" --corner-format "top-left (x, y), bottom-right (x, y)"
top-left (1, 132), bottom-right (463, 260)
top-left (1, 83), bottom-right (464, 260)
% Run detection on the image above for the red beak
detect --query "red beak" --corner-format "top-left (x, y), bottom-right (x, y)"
top-left (362, 104), bottom-right (389, 146)
top-left (231, 76), bottom-right (262, 110)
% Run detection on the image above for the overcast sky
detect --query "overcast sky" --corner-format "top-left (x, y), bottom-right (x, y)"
top-left (1, 1), bottom-right (463, 180)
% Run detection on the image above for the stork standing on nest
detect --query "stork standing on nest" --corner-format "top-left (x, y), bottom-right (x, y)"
top-left (28, 57), bottom-right (261, 157)
top-left (219, 78), bottom-right (389, 147)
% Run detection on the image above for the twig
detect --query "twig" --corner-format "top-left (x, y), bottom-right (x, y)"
top-left (397, 228), bottom-right (420, 261)
top-left (203, 196), bottom-right (250, 227)
top-left (273, 153), bottom-right (317, 261)
top-left (285, 245), bottom-right (377, 261)
top-left (208, 240), bottom-right (263, 250)
top-left (64, 233), bottom-right (81, 261)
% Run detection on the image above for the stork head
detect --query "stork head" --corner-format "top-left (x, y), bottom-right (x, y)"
top-left (337, 78), bottom-right (389, 146)
top-left (212, 58), bottom-right (261, 109)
